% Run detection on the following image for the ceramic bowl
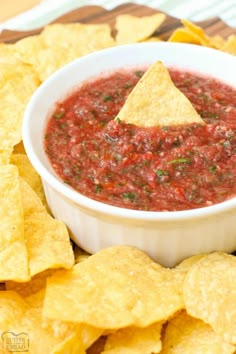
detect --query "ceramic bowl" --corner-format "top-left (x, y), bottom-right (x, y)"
top-left (23, 42), bottom-right (236, 267)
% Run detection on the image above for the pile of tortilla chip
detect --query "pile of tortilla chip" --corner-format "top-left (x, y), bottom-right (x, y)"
top-left (0, 12), bottom-right (235, 353)
top-left (1, 245), bottom-right (236, 353)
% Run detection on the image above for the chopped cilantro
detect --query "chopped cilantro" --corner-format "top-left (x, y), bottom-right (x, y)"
top-left (156, 169), bottom-right (169, 177)
top-left (209, 165), bottom-right (217, 173)
top-left (95, 184), bottom-right (102, 193)
top-left (169, 157), bottom-right (191, 164)
top-left (104, 95), bottom-right (112, 102)
top-left (123, 192), bottom-right (136, 201)
top-left (135, 70), bottom-right (144, 78)
top-left (53, 111), bottom-right (65, 119)
top-left (123, 83), bottom-right (133, 89)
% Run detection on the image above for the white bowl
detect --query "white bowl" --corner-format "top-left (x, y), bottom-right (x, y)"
top-left (23, 42), bottom-right (236, 267)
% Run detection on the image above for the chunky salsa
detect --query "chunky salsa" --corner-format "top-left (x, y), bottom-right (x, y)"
top-left (44, 67), bottom-right (236, 211)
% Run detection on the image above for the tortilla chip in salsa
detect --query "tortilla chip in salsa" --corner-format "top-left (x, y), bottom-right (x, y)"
top-left (116, 61), bottom-right (204, 127)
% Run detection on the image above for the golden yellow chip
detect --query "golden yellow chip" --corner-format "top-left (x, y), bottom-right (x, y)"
top-left (116, 61), bottom-right (203, 127)
top-left (43, 246), bottom-right (184, 329)
top-left (169, 19), bottom-right (215, 48)
top-left (42, 318), bottom-right (103, 353)
top-left (103, 322), bottom-right (163, 354)
top-left (0, 147), bottom-right (13, 165)
top-left (161, 311), bottom-right (235, 353)
top-left (20, 179), bottom-right (74, 276)
top-left (6, 269), bottom-right (56, 307)
top-left (13, 140), bottom-right (26, 154)
top-left (0, 165), bottom-right (29, 282)
top-left (0, 291), bottom-right (83, 353)
top-left (168, 28), bottom-right (203, 44)
top-left (183, 252), bottom-right (236, 344)
top-left (14, 23), bottom-right (115, 81)
top-left (209, 35), bottom-right (225, 49)
top-left (115, 13), bottom-right (166, 44)
top-left (11, 153), bottom-right (48, 210)
top-left (176, 254), bottom-right (206, 270)
top-left (0, 58), bottom-right (39, 151)
top-left (222, 35), bottom-right (236, 55)
top-left (0, 42), bottom-right (16, 60)
top-left (181, 19), bottom-right (210, 45)
top-left (13, 34), bottom-right (45, 67)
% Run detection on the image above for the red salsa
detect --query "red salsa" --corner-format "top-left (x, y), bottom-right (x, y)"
top-left (44, 67), bottom-right (236, 211)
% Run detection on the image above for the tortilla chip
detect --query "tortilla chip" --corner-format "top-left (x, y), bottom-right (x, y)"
top-left (6, 269), bottom-right (56, 308)
top-left (13, 140), bottom-right (26, 154)
top-left (11, 153), bottom-right (48, 210)
top-left (0, 147), bottom-right (13, 165)
top-left (0, 58), bottom-right (40, 151)
top-left (168, 28), bottom-right (204, 44)
top-left (169, 20), bottom-right (216, 48)
top-left (115, 13), bottom-right (166, 44)
top-left (116, 61), bottom-right (203, 127)
top-left (13, 34), bottom-right (45, 67)
top-left (0, 291), bottom-right (86, 354)
top-left (222, 35), bottom-right (236, 55)
top-left (209, 35), bottom-right (225, 49)
top-left (183, 252), bottom-right (236, 344)
top-left (181, 19), bottom-right (210, 46)
top-left (103, 322), bottom-right (163, 353)
top-left (0, 165), bottom-right (29, 282)
top-left (14, 23), bottom-right (115, 81)
top-left (20, 179), bottom-right (74, 276)
top-left (176, 254), bottom-right (206, 270)
top-left (161, 311), bottom-right (235, 353)
top-left (43, 246), bottom-right (184, 329)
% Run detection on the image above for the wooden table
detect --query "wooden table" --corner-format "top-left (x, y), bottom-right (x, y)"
top-left (0, 3), bottom-right (235, 43)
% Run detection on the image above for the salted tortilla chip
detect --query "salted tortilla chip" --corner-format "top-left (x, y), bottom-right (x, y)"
top-left (168, 28), bottom-right (204, 44)
top-left (14, 23), bottom-right (115, 81)
top-left (0, 58), bottom-right (39, 151)
top-left (43, 246), bottom-right (184, 329)
top-left (0, 165), bottom-right (29, 282)
top-left (209, 35), bottom-right (225, 49)
top-left (161, 311), bottom-right (235, 353)
top-left (20, 179), bottom-right (74, 276)
top-left (11, 154), bottom-right (48, 210)
top-left (0, 291), bottom-right (89, 354)
top-left (103, 322), bottom-right (163, 354)
top-left (222, 35), bottom-right (236, 55)
top-left (116, 61), bottom-right (203, 127)
top-left (115, 13), bottom-right (166, 44)
top-left (181, 19), bottom-right (210, 45)
top-left (0, 147), bottom-right (13, 165)
top-left (169, 19), bottom-right (214, 47)
top-left (176, 254), bottom-right (206, 270)
top-left (13, 140), bottom-right (26, 154)
top-left (13, 34), bottom-right (45, 66)
top-left (183, 252), bottom-right (236, 344)
top-left (6, 269), bottom-right (56, 308)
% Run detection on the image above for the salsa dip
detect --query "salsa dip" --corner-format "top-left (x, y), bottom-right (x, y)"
top-left (44, 66), bottom-right (236, 211)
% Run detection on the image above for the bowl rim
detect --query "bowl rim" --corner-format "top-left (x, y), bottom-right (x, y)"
top-left (23, 42), bottom-right (236, 221)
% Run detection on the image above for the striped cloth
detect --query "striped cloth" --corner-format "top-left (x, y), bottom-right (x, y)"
top-left (0, 0), bottom-right (235, 32)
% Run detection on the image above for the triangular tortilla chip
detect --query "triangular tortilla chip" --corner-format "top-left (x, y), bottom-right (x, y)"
top-left (116, 61), bottom-right (204, 127)
top-left (115, 13), bottom-right (166, 44)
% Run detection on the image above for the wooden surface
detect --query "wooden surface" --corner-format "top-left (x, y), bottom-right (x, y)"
top-left (0, 3), bottom-right (235, 43)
